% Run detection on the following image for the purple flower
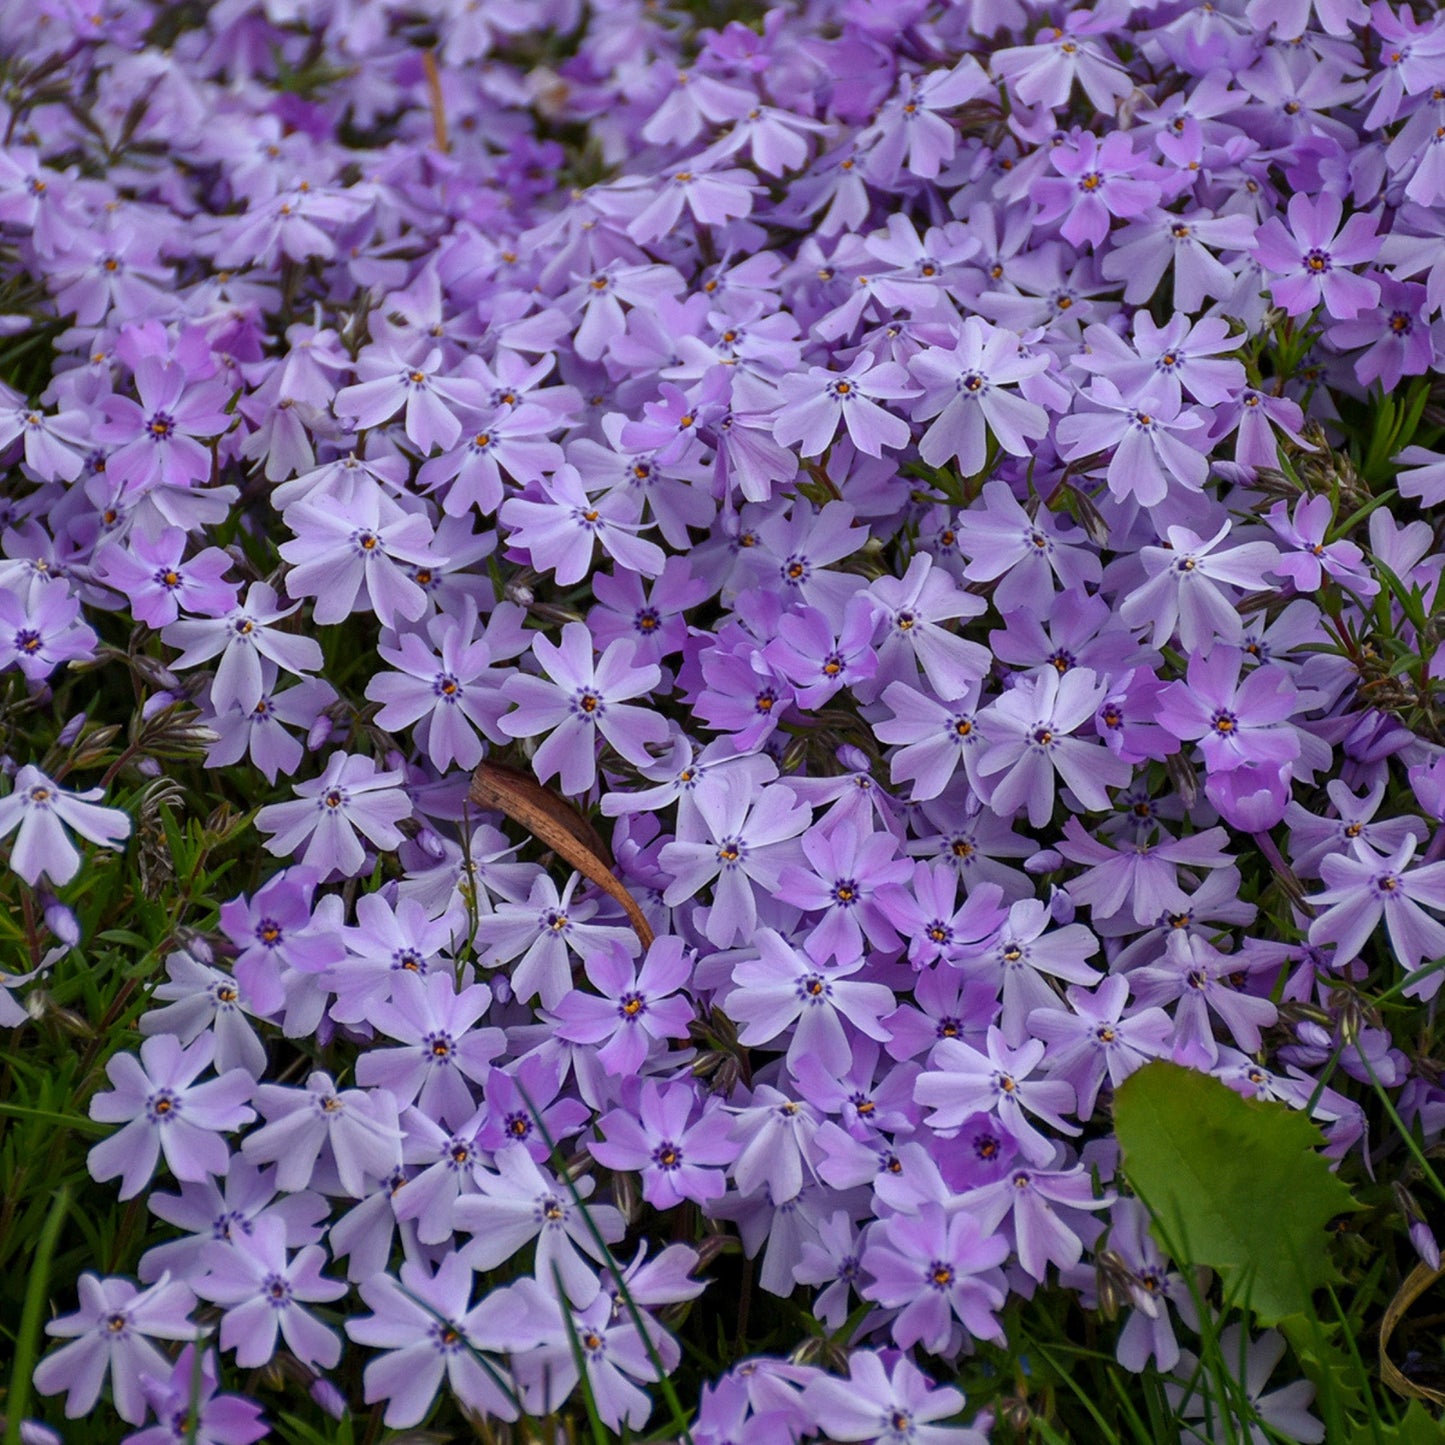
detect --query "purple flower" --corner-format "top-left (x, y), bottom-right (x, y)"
top-left (1035, 131), bottom-right (1162, 249)
top-left (802, 1349), bottom-right (988, 1445)
top-left (727, 926), bottom-right (895, 1074)
top-left (499, 463), bottom-right (666, 586)
top-left (1308, 838), bottom-right (1445, 990)
top-left (95, 526), bottom-right (238, 628)
top-left (477, 1055), bottom-right (591, 1160)
top-left (625, 162), bottom-right (757, 244)
top-left (203, 664), bottom-right (337, 786)
top-left (162, 582), bottom-right (324, 716)
top-left (773, 354), bottom-right (918, 459)
top-left (1028, 975), bottom-right (1173, 1119)
top-left (993, 18), bottom-right (1132, 112)
top-left (366, 603), bottom-right (513, 771)
top-left (0, 578), bottom-right (97, 680)
top-left (97, 355), bottom-right (232, 495)
top-left (878, 864), bottom-right (1008, 974)
top-left (776, 820), bottom-right (912, 965)
top-left (418, 401), bottom-right (564, 518)
top-left (952, 480), bottom-right (1101, 617)
top-left (874, 679), bottom-right (989, 801)
top-left (137, 1156), bottom-right (326, 1286)
top-left (218, 869), bottom-right (344, 1018)
top-left (862, 1204), bottom-right (1009, 1353)
top-left (1265, 495), bottom-right (1375, 597)
top-left (658, 779), bottom-right (811, 947)
top-left (1251, 193), bottom-right (1382, 320)
top-left (335, 345), bottom-right (488, 454)
top-left (194, 1215), bottom-right (345, 1370)
top-left (0, 396), bottom-right (89, 481)
top-left (1154, 647), bottom-right (1301, 777)
top-left (33, 1274), bottom-right (198, 1425)
top-left (241, 1071), bottom-right (402, 1198)
top-left (1057, 817), bottom-right (1235, 928)
top-left (1055, 379), bottom-right (1210, 508)
top-left (88, 1033), bottom-right (254, 1201)
top-left (1119, 521), bottom-right (1281, 655)
top-left (512, 1290), bottom-right (664, 1431)
top-left (1104, 1198), bottom-right (1197, 1375)
top-left (0, 765), bottom-right (130, 886)
top-left (454, 1142), bottom-right (624, 1304)
top-left (140, 946), bottom-right (268, 1080)
top-left (862, 59), bottom-right (990, 182)
top-left (552, 935), bottom-right (694, 1075)
top-left (1328, 278), bottom-right (1435, 392)
top-left (1129, 933), bottom-right (1278, 1067)
top-left (498, 622), bottom-right (668, 796)
top-left (254, 751), bottom-right (411, 878)
top-left (1286, 778), bottom-right (1427, 879)
top-left (916, 1025), bottom-right (1079, 1166)
top-left (347, 1256), bottom-right (544, 1426)
top-left (124, 1345), bottom-right (267, 1445)
top-left (590, 1079), bottom-right (736, 1208)
top-left (972, 898), bottom-right (1101, 1047)
top-left (475, 870), bottom-right (639, 1010)
top-left (355, 970), bottom-right (502, 1127)
top-left (588, 556), bottom-right (709, 667)
top-left (278, 485), bottom-right (445, 629)
top-left (1167, 1326), bottom-right (1324, 1445)
top-left (1101, 208), bottom-right (1258, 312)
top-left (976, 668), bottom-right (1132, 827)
top-left (866, 553), bottom-right (990, 697)
top-left (763, 596), bottom-right (879, 709)
top-left (908, 318), bottom-right (1049, 473)
top-left (966, 1162), bottom-right (1113, 1282)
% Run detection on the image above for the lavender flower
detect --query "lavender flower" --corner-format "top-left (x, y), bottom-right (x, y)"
top-left (241, 1071), bottom-right (402, 1199)
top-left (454, 1142), bottom-right (624, 1305)
top-left (162, 582), bottom-right (324, 717)
top-left (347, 1256), bottom-right (544, 1426)
top-left (976, 668), bottom-right (1132, 827)
top-left (0, 765), bottom-right (130, 886)
top-left (254, 751), bottom-right (411, 878)
top-left (498, 623), bottom-right (668, 796)
top-left (862, 1204), bottom-right (1009, 1352)
top-left (590, 1079), bottom-right (737, 1208)
top-left (1252, 193), bottom-right (1382, 320)
top-left (33, 1274), bottom-right (198, 1424)
top-left (194, 1216), bottom-right (346, 1370)
top-left (0, 579), bottom-right (98, 681)
top-left (552, 936), bottom-right (694, 1074)
top-left (803, 1350), bottom-right (989, 1445)
top-left (727, 927), bottom-right (895, 1074)
top-left (88, 1033), bottom-right (255, 1200)
top-left (278, 486), bottom-right (445, 629)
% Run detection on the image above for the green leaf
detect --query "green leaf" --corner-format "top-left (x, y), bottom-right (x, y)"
top-left (1348, 1403), bottom-right (1444, 1445)
top-left (1113, 1062), bottom-right (1358, 1325)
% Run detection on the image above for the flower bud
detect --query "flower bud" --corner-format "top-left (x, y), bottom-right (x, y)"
top-left (309, 1377), bottom-right (348, 1421)
top-left (1049, 885), bottom-right (1075, 925)
top-left (56, 712), bottom-right (87, 747)
top-left (41, 894), bottom-right (80, 948)
top-left (142, 691), bottom-right (178, 720)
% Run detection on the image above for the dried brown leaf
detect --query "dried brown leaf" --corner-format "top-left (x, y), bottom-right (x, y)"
top-left (469, 761), bottom-right (654, 950)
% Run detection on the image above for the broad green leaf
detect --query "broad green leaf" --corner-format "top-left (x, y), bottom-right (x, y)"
top-left (1348, 1403), bottom-right (1445, 1445)
top-left (1114, 1062), bottom-right (1357, 1325)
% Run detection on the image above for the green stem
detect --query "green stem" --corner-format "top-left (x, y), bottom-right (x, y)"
top-left (4, 1184), bottom-right (68, 1445)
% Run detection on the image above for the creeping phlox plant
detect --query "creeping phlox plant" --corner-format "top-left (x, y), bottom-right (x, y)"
top-left (7, 0), bottom-right (1445, 1441)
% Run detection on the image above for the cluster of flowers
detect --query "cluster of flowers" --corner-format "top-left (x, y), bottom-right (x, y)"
top-left (5, 0), bottom-right (1445, 1438)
